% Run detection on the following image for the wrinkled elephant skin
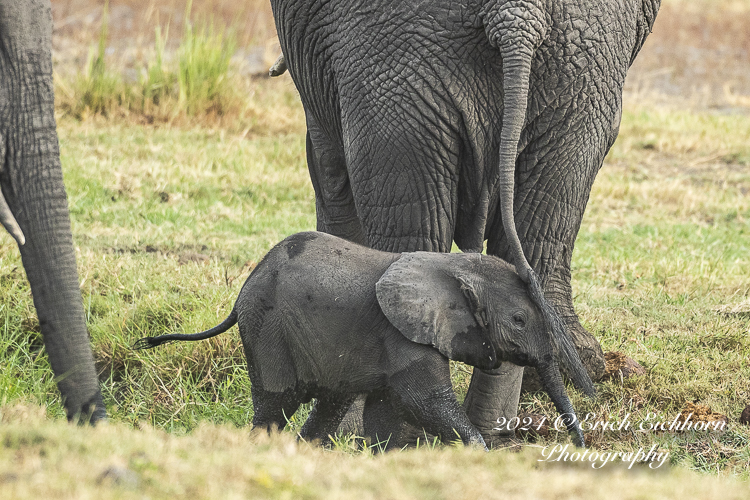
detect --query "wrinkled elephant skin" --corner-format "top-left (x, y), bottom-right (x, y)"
top-left (269, 0), bottom-right (660, 442)
top-left (136, 232), bottom-right (588, 449)
top-left (0, 0), bottom-right (105, 423)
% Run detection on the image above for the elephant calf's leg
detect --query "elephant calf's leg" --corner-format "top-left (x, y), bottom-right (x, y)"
top-left (463, 362), bottom-right (524, 448)
top-left (362, 389), bottom-right (432, 451)
top-left (251, 387), bottom-right (303, 433)
top-left (394, 385), bottom-right (486, 449)
top-left (387, 362), bottom-right (487, 450)
top-left (299, 394), bottom-right (357, 446)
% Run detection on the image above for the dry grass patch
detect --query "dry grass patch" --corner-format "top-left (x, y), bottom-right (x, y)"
top-left (1, 405), bottom-right (749, 499)
top-left (627, 0), bottom-right (750, 107)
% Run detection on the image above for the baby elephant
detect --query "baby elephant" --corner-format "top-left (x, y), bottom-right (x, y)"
top-left (135, 231), bottom-right (586, 448)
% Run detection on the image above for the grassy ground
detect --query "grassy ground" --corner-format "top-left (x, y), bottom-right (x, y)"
top-left (1, 406), bottom-right (749, 500)
top-left (1, 0), bottom-right (750, 497)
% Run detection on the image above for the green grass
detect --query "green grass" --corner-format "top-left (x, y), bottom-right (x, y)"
top-left (176, 4), bottom-right (238, 117)
top-left (55, 0), bottom-right (241, 122)
top-left (2, 64), bottom-right (750, 496)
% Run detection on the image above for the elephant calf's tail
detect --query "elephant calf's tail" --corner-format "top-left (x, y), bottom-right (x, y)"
top-left (133, 310), bottom-right (238, 350)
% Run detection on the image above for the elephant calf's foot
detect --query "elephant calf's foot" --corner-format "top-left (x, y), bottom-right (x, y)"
top-left (337, 394), bottom-right (366, 436)
top-left (299, 394), bottom-right (357, 446)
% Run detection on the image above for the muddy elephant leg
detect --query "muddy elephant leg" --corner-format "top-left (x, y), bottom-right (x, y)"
top-left (362, 389), bottom-right (406, 451)
top-left (338, 393), bottom-right (366, 436)
top-left (361, 389), bottom-right (436, 451)
top-left (299, 394), bottom-right (357, 445)
top-left (463, 362), bottom-right (524, 447)
top-left (389, 381), bottom-right (486, 450)
top-left (251, 387), bottom-right (303, 433)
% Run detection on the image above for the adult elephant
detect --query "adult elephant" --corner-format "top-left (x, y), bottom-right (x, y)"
top-left (270, 0), bottom-right (660, 443)
top-left (1, 1), bottom-right (106, 423)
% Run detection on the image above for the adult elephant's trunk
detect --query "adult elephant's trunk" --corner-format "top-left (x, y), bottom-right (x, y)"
top-left (537, 360), bottom-right (585, 448)
top-left (0, 0), bottom-right (105, 423)
top-left (11, 188), bottom-right (106, 423)
top-left (486, 1), bottom-right (594, 397)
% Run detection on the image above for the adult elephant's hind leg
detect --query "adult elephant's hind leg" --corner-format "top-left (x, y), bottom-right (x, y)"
top-left (342, 109), bottom-right (459, 253)
top-left (305, 125), bottom-right (366, 246)
top-left (487, 135), bottom-right (609, 387)
top-left (523, 243), bottom-right (605, 391)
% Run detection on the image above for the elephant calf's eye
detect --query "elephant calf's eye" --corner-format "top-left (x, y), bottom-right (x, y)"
top-left (512, 311), bottom-right (527, 328)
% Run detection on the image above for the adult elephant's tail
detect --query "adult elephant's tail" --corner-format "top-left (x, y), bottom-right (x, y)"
top-left (133, 310), bottom-right (238, 350)
top-left (483, 0), bottom-right (595, 397)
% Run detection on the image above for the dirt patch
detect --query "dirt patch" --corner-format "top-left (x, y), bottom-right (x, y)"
top-left (105, 244), bottom-right (217, 265)
top-left (740, 404), bottom-right (750, 425)
top-left (601, 351), bottom-right (646, 381)
top-left (676, 402), bottom-right (729, 431)
top-left (178, 252), bottom-right (211, 265)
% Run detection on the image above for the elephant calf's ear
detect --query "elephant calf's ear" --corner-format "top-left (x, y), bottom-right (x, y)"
top-left (375, 253), bottom-right (497, 370)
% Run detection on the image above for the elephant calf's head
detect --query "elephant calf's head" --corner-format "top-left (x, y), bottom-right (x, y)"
top-left (376, 251), bottom-right (587, 447)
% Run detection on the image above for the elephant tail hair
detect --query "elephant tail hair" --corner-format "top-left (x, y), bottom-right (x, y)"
top-left (132, 310), bottom-right (238, 350)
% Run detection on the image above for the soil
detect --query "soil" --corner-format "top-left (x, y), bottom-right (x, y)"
top-left (515, 413), bottom-right (550, 442)
top-left (601, 351), bottom-right (646, 381)
top-left (740, 404), bottom-right (750, 426)
top-left (676, 402), bottom-right (729, 430)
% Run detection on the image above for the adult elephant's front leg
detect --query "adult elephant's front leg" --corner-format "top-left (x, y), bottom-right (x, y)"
top-left (462, 362), bottom-right (524, 447)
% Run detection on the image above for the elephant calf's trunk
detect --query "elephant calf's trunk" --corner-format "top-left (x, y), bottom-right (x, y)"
top-left (538, 361), bottom-right (585, 448)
